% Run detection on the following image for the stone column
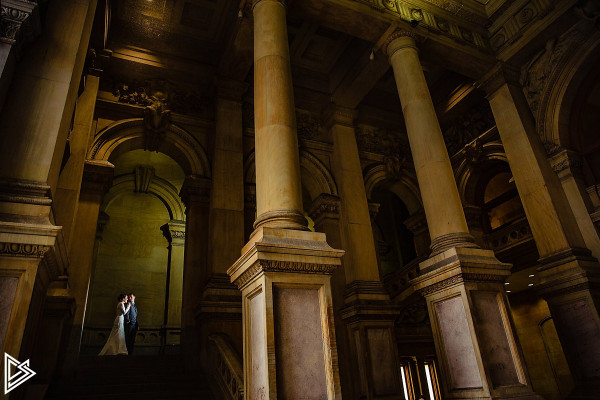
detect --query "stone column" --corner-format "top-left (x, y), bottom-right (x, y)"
top-left (325, 104), bottom-right (403, 399)
top-left (180, 175), bottom-right (211, 370)
top-left (54, 73), bottom-right (101, 251)
top-left (309, 194), bottom-right (353, 399)
top-left (0, 0), bottom-right (97, 377)
top-left (387, 33), bottom-right (540, 400)
top-left (252, 0), bottom-right (305, 232)
top-left (197, 78), bottom-right (246, 365)
top-left (227, 2), bottom-right (344, 400)
top-left (549, 149), bottom-right (600, 260)
top-left (463, 205), bottom-right (486, 248)
top-left (479, 64), bottom-right (600, 398)
top-left (61, 160), bottom-right (114, 375)
top-left (165, 220), bottom-right (185, 347)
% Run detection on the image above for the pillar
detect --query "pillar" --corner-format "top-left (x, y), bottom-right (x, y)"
top-left (180, 175), bottom-right (211, 370)
top-left (387, 32), bottom-right (540, 400)
top-left (61, 160), bottom-right (114, 375)
top-left (54, 73), bottom-right (101, 251)
top-left (325, 105), bottom-right (403, 399)
top-left (227, 2), bottom-right (344, 400)
top-left (549, 149), bottom-right (600, 260)
top-left (197, 78), bottom-right (247, 366)
top-left (479, 63), bottom-right (600, 398)
top-left (165, 220), bottom-right (185, 348)
top-left (0, 0), bottom-right (97, 381)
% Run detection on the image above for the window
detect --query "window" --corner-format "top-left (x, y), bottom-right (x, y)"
top-left (424, 361), bottom-right (440, 400)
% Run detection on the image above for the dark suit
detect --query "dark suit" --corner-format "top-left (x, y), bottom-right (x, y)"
top-left (124, 301), bottom-right (138, 355)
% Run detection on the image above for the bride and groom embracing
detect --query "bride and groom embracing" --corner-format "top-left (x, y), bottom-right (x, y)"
top-left (99, 293), bottom-right (139, 356)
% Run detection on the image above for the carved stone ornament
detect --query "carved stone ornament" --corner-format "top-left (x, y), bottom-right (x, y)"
top-left (110, 78), bottom-right (210, 116)
top-left (0, 242), bottom-right (50, 257)
top-left (520, 27), bottom-right (581, 119)
top-left (143, 95), bottom-right (171, 152)
top-left (396, 301), bottom-right (430, 325)
top-left (443, 102), bottom-right (495, 157)
top-left (233, 259), bottom-right (337, 290)
top-left (0, 1), bottom-right (38, 46)
top-left (309, 193), bottom-right (341, 225)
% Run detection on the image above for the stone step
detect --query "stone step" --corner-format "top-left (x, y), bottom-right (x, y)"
top-left (45, 355), bottom-right (216, 400)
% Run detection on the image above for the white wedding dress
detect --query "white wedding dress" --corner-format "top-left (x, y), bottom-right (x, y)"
top-left (98, 302), bottom-right (131, 356)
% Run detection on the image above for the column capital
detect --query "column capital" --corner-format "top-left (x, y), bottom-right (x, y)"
top-left (308, 193), bottom-right (341, 226)
top-left (81, 160), bottom-right (114, 195)
top-left (214, 76), bottom-right (249, 102)
top-left (180, 175), bottom-right (211, 208)
top-left (384, 29), bottom-right (418, 58)
top-left (477, 62), bottom-right (521, 96)
top-left (323, 104), bottom-right (355, 129)
top-left (167, 220), bottom-right (186, 245)
top-left (368, 202), bottom-right (380, 221)
top-left (0, 0), bottom-right (39, 46)
top-left (549, 148), bottom-right (584, 179)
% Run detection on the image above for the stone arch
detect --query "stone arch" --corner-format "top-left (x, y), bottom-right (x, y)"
top-left (89, 119), bottom-right (211, 178)
top-left (454, 139), bottom-right (509, 205)
top-left (363, 162), bottom-right (422, 215)
top-left (102, 174), bottom-right (186, 221)
top-left (243, 149), bottom-right (338, 199)
top-left (535, 28), bottom-right (600, 147)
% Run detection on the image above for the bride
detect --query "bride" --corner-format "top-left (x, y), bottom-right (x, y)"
top-left (98, 294), bottom-right (131, 356)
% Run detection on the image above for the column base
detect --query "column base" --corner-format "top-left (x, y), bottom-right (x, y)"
top-left (411, 247), bottom-right (542, 400)
top-left (252, 209), bottom-right (309, 233)
top-left (228, 227), bottom-right (344, 400)
top-left (536, 247), bottom-right (600, 399)
top-left (340, 280), bottom-right (403, 400)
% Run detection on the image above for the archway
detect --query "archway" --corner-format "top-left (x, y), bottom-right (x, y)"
top-left (82, 150), bottom-right (188, 355)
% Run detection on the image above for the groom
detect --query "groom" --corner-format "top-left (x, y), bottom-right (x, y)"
top-left (124, 292), bottom-right (139, 355)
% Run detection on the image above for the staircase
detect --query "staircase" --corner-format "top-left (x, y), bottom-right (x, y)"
top-left (45, 355), bottom-right (215, 400)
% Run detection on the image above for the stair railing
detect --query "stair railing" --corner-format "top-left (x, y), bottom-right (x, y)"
top-left (209, 333), bottom-right (244, 400)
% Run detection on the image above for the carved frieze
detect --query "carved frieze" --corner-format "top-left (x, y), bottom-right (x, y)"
top-left (109, 78), bottom-right (210, 116)
top-left (443, 101), bottom-right (495, 156)
top-left (520, 27), bottom-right (581, 119)
top-left (347, 0), bottom-right (488, 51)
top-left (233, 259), bottom-right (337, 290)
top-left (0, 242), bottom-right (50, 258)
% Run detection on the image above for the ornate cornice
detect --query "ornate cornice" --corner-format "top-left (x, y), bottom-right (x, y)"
top-left (416, 272), bottom-right (506, 296)
top-left (232, 259), bottom-right (337, 290)
top-left (0, 242), bottom-right (50, 257)
top-left (351, 0), bottom-right (488, 52)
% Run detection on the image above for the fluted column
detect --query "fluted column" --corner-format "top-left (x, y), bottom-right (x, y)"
top-left (252, 0), bottom-right (306, 232)
top-left (387, 32), bottom-right (541, 400)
